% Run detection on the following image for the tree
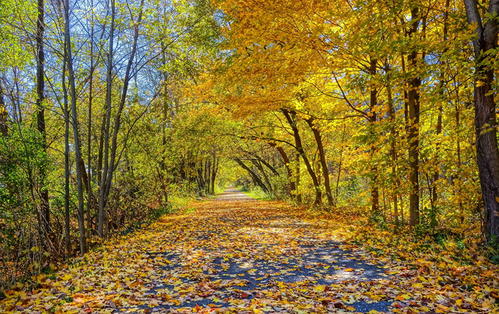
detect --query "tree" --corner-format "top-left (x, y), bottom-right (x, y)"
top-left (63, 0), bottom-right (87, 254)
top-left (35, 0), bottom-right (51, 244)
top-left (463, 0), bottom-right (499, 241)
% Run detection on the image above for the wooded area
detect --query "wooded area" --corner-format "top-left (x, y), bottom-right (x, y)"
top-left (0, 0), bottom-right (497, 307)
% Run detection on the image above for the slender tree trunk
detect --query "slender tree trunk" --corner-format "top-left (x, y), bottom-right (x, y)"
top-left (98, 0), bottom-right (116, 237)
top-left (406, 6), bottom-right (422, 227)
top-left (464, 0), bottom-right (499, 241)
top-left (368, 58), bottom-right (380, 215)
top-left (100, 0), bottom-right (145, 236)
top-left (61, 47), bottom-right (71, 256)
top-left (36, 0), bottom-right (50, 241)
top-left (305, 117), bottom-right (334, 206)
top-left (87, 0), bottom-right (95, 234)
top-left (385, 63), bottom-right (399, 226)
top-left (205, 159), bottom-right (211, 194)
top-left (210, 153), bottom-right (217, 194)
top-left (63, 0), bottom-right (86, 254)
top-left (431, 0), bottom-right (449, 212)
top-left (281, 109), bottom-right (322, 205)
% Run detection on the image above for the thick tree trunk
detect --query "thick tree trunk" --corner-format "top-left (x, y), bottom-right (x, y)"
top-left (464, 0), bottom-right (499, 241)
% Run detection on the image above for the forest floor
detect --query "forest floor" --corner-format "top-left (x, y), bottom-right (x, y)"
top-left (0, 190), bottom-right (497, 313)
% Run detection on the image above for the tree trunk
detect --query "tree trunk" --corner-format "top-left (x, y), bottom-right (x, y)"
top-left (368, 58), bottom-right (380, 215)
top-left (305, 117), bottom-right (334, 207)
top-left (63, 0), bottom-right (87, 254)
top-left (36, 0), bottom-right (50, 242)
top-left (98, 0), bottom-right (116, 237)
top-left (100, 0), bottom-right (145, 236)
top-left (60, 20), bottom-right (71, 256)
top-left (385, 62), bottom-right (399, 226)
top-left (406, 6), bottom-right (421, 227)
top-left (87, 0), bottom-right (95, 235)
top-left (210, 153), bottom-right (217, 194)
top-left (464, 0), bottom-right (499, 241)
top-left (281, 108), bottom-right (322, 205)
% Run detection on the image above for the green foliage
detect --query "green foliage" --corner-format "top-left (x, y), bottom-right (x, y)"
top-left (0, 126), bottom-right (50, 285)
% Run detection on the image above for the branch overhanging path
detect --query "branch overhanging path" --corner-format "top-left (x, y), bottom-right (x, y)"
top-left (0, 190), bottom-right (492, 312)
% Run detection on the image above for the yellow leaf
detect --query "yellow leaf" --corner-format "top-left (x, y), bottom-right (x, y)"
top-left (313, 285), bottom-right (326, 292)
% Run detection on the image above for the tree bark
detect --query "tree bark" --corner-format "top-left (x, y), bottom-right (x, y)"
top-left (464, 0), bottom-right (499, 241)
top-left (406, 6), bottom-right (422, 227)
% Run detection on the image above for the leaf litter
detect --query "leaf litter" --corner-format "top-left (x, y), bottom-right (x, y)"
top-left (0, 196), bottom-right (497, 313)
